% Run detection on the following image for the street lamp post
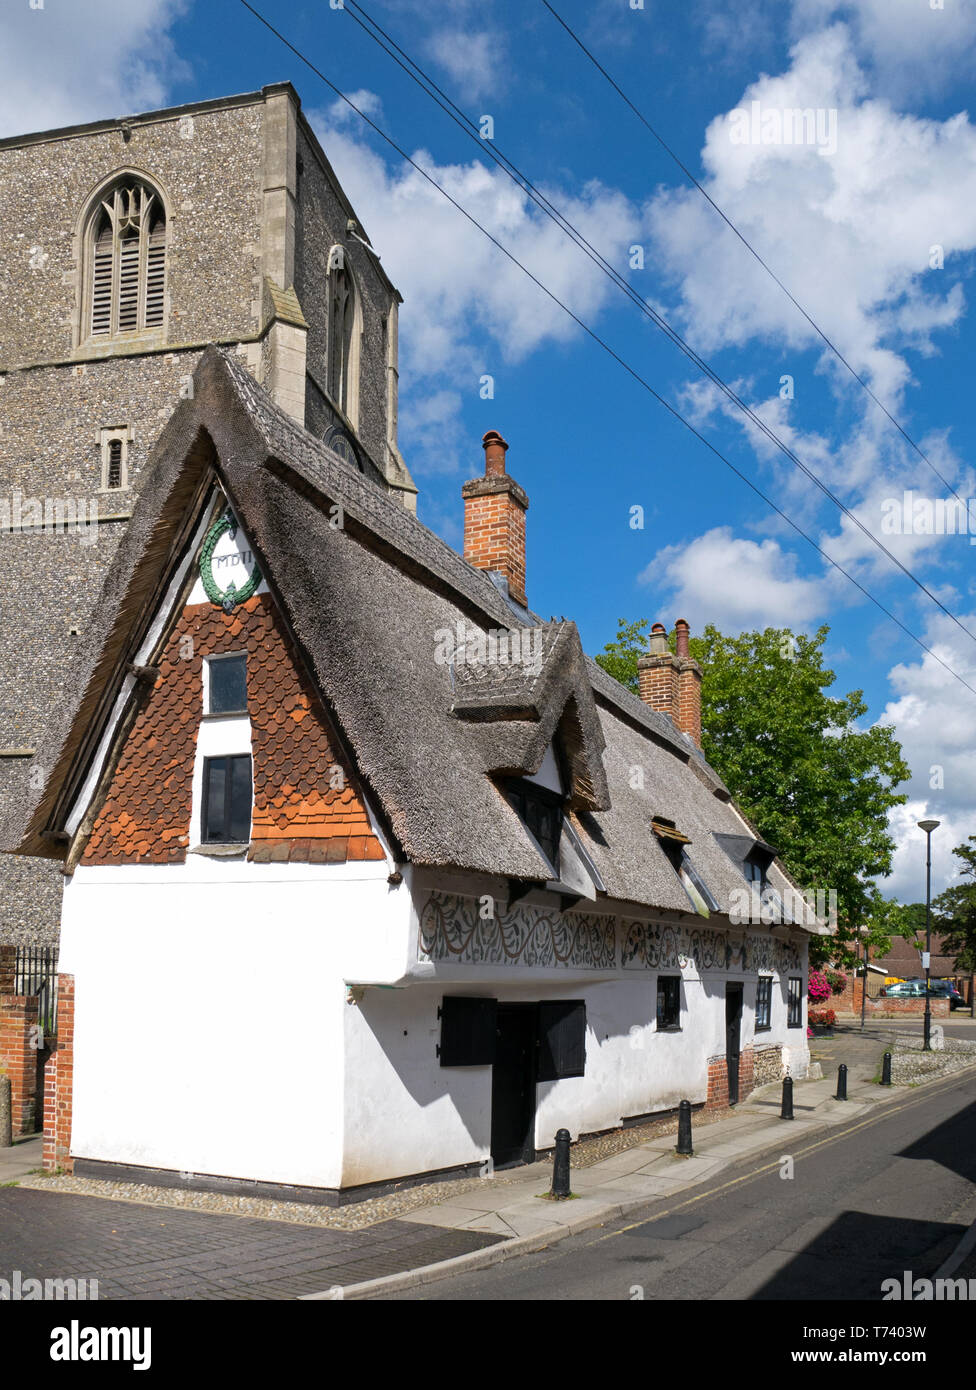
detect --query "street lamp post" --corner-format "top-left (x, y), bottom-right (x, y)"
top-left (918, 819), bottom-right (940, 1051)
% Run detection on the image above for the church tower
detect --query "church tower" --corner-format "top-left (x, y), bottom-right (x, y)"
top-left (0, 83), bottom-right (417, 945)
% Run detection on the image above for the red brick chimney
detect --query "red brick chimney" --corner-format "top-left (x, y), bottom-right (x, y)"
top-left (637, 620), bottom-right (702, 747)
top-left (462, 431), bottom-right (529, 606)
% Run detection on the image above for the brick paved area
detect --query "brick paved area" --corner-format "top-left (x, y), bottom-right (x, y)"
top-left (0, 1189), bottom-right (504, 1299)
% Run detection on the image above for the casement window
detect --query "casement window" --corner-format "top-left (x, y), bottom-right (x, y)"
top-left (88, 180), bottom-right (166, 339)
top-left (756, 975), bottom-right (773, 1031)
top-left (326, 245), bottom-right (359, 425)
top-left (201, 755), bottom-right (252, 843)
top-left (206, 654), bottom-right (247, 716)
top-left (505, 778), bottom-right (564, 875)
top-left (788, 977), bottom-right (803, 1028)
top-left (657, 975), bottom-right (681, 1031)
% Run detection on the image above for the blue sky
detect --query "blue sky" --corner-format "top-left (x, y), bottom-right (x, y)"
top-left (2, 0), bottom-right (975, 898)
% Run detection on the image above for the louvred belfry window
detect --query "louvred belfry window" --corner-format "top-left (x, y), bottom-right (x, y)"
top-left (88, 182), bottom-right (167, 338)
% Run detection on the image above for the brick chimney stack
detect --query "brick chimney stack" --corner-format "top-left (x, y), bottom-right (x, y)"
top-left (462, 431), bottom-right (529, 606)
top-left (637, 620), bottom-right (702, 747)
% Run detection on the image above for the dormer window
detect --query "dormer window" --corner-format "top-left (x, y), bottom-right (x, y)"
top-left (653, 817), bottom-right (718, 917)
top-left (505, 778), bottom-right (563, 876)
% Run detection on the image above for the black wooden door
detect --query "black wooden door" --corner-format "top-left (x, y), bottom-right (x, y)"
top-left (726, 984), bottom-right (743, 1106)
top-left (491, 1004), bottom-right (538, 1168)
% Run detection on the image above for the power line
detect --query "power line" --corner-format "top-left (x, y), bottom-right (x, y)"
top-left (540, 0), bottom-right (967, 507)
top-left (338, 0), bottom-right (976, 651)
top-left (235, 0), bottom-right (976, 701)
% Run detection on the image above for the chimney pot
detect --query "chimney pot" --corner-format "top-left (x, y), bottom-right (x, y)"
top-left (675, 618), bottom-right (690, 660)
top-left (482, 430), bottom-right (509, 478)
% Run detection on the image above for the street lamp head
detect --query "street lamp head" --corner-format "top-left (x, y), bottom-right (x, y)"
top-left (918, 819), bottom-right (941, 834)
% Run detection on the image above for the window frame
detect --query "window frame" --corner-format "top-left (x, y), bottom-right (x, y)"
top-left (756, 975), bottom-right (773, 1031)
top-left (98, 426), bottom-right (132, 493)
top-left (656, 975), bottom-right (681, 1032)
top-left (504, 777), bottom-right (564, 876)
top-left (201, 754), bottom-right (253, 845)
top-left (82, 177), bottom-right (168, 345)
top-left (205, 652), bottom-right (248, 718)
top-left (787, 976), bottom-right (803, 1029)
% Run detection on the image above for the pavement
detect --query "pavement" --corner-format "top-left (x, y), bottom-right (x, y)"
top-left (2, 1025), bottom-right (973, 1301)
top-left (0, 1133), bottom-right (43, 1184)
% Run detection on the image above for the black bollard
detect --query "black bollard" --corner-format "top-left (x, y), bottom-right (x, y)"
top-left (781, 1075), bottom-right (795, 1120)
top-left (836, 1063), bottom-right (848, 1101)
top-left (550, 1128), bottom-right (572, 1199)
top-left (675, 1099), bottom-right (694, 1155)
top-left (881, 1052), bottom-right (892, 1086)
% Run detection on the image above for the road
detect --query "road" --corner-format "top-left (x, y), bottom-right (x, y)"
top-left (387, 1069), bottom-right (976, 1300)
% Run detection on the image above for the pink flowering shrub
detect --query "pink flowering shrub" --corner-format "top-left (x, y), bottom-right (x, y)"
top-left (826, 969), bottom-right (848, 995)
top-left (808, 969), bottom-right (831, 1003)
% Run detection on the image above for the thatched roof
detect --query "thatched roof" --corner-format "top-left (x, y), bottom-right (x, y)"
top-left (0, 348), bottom-right (819, 925)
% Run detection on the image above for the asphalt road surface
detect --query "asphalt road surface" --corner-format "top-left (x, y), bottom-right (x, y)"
top-left (387, 1070), bottom-right (976, 1301)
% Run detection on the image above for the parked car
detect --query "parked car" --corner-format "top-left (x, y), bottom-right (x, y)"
top-left (880, 978), bottom-right (967, 1009)
top-left (924, 979), bottom-right (967, 1010)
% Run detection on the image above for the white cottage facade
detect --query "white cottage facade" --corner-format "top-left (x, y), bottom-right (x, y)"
top-left (4, 351), bottom-right (819, 1201)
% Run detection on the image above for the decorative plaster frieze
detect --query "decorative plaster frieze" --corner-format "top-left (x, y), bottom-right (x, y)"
top-left (419, 892), bottom-right (616, 970)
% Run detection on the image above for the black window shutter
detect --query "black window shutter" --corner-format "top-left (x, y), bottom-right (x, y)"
top-left (439, 996), bottom-right (497, 1066)
top-left (537, 1001), bottom-right (586, 1081)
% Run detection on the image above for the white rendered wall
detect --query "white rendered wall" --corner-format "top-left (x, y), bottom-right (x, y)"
top-left (60, 858), bottom-right (405, 1189)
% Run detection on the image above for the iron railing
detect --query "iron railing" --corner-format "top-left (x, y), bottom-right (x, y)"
top-left (14, 944), bottom-right (58, 1038)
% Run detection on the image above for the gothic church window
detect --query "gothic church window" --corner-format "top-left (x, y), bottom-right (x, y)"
top-left (326, 245), bottom-right (358, 424)
top-left (87, 180), bottom-right (166, 339)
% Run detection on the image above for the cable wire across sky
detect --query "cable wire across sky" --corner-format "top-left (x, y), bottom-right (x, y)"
top-left (236, 0), bottom-right (976, 700)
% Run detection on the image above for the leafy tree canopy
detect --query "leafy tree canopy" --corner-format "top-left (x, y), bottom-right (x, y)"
top-left (596, 621), bottom-right (910, 963)
top-left (934, 837), bottom-right (976, 972)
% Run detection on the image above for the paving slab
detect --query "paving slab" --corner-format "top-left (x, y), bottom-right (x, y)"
top-left (0, 1134), bottom-right (43, 1183)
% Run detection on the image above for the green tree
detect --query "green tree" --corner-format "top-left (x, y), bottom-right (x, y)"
top-left (596, 621), bottom-right (910, 961)
top-left (934, 837), bottom-right (976, 972)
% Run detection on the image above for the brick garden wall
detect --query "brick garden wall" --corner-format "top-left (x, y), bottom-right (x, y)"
top-left (43, 974), bottom-right (74, 1174)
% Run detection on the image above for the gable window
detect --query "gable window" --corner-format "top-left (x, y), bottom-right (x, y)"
top-left (87, 180), bottom-right (167, 339)
top-left (206, 654), bottom-right (247, 716)
top-left (657, 975), bottom-right (681, 1031)
top-left (98, 427), bottom-right (131, 491)
top-left (202, 755), bottom-right (252, 843)
top-left (788, 977), bottom-right (803, 1028)
top-left (756, 976), bottom-right (773, 1031)
top-left (505, 778), bottom-right (563, 875)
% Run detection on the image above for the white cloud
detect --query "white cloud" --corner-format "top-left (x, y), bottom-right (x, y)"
top-left (424, 29), bottom-right (507, 102)
top-left (791, 0), bottom-right (976, 98)
top-left (875, 612), bottom-right (976, 899)
top-left (309, 104), bottom-right (641, 472)
top-left (645, 23), bottom-right (976, 409)
top-left (641, 525), bottom-right (829, 630)
top-left (0, 0), bottom-right (188, 139)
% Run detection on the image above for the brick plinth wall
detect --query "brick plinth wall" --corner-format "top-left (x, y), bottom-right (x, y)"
top-left (706, 1048), bottom-right (755, 1110)
top-left (43, 974), bottom-right (74, 1174)
top-left (0, 992), bottom-right (40, 1133)
top-left (834, 982), bottom-right (950, 1019)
